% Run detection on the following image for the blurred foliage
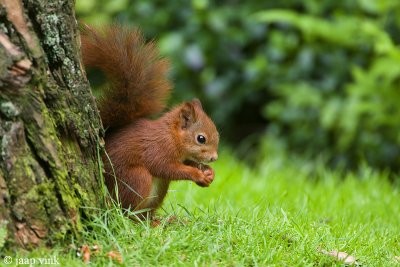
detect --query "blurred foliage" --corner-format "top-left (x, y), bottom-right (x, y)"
top-left (76, 0), bottom-right (400, 172)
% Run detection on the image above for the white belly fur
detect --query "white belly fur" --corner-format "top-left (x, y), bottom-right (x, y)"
top-left (145, 177), bottom-right (168, 208)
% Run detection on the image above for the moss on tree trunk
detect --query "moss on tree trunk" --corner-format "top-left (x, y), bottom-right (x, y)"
top-left (0, 0), bottom-right (104, 249)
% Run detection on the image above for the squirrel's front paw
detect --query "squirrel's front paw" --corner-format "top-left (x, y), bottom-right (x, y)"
top-left (202, 165), bottom-right (215, 179)
top-left (195, 166), bottom-right (214, 187)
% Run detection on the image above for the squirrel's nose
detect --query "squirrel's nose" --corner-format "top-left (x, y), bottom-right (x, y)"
top-left (209, 153), bottom-right (218, 162)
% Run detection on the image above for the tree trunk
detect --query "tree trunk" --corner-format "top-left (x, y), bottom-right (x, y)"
top-left (0, 0), bottom-right (103, 249)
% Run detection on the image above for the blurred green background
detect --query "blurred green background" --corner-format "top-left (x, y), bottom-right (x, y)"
top-left (76, 0), bottom-right (400, 174)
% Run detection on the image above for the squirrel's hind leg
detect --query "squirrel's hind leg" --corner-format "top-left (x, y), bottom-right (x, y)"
top-left (106, 166), bottom-right (170, 221)
top-left (111, 167), bottom-right (153, 213)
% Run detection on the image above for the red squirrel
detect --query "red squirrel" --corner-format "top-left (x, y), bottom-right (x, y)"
top-left (80, 25), bottom-right (219, 218)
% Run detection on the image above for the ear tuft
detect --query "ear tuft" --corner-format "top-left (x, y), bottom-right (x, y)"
top-left (180, 102), bottom-right (197, 129)
top-left (191, 98), bottom-right (203, 110)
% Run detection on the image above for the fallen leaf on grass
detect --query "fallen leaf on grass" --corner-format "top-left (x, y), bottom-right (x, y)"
top-left (81, 245), bottom-right (90, 263)
top-left (151, 216), bottom-right (184, 227)
top-left (167, 215), bottom-right (178, 223)
top-left (151, 219), bottom-right (161, 227)
top-left (107, 251), bottom-right (123, 263)
top-left (319, 249), bottom-right (359, 265)
top-left (92, 244), bottom-right (101, 255)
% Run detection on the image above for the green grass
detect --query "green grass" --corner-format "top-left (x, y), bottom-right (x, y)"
top-left (8, 148), bottom-right (400, 266)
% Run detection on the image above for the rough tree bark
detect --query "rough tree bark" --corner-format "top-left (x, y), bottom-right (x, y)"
top-left (0, 0), bottom-right (103, 249)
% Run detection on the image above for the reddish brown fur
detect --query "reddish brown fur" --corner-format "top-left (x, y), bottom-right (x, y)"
top-left (81, 24), bottom-right (171, 129)
top-left (81, 25), bottom-right (219, 217)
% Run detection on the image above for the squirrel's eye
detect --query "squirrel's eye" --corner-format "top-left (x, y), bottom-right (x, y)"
top-left (197, 135), bottom-right (206, 144)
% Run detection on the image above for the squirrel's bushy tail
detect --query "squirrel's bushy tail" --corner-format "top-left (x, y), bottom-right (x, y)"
top-left (81, 24), bottom-right (171, 129)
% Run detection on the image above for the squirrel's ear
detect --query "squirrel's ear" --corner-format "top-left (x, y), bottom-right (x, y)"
top-left (191, 98), bottom-right (203, 110)
top-left (180, 102), bottom-right (197, 129)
